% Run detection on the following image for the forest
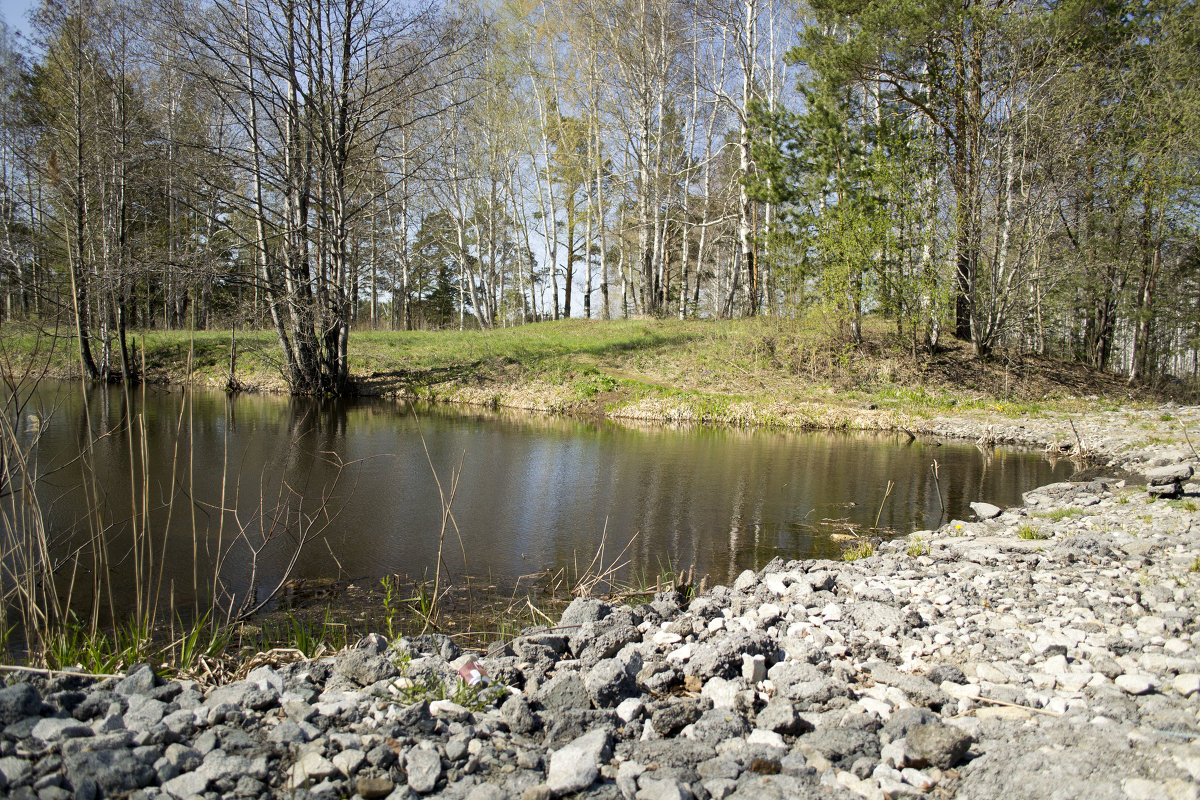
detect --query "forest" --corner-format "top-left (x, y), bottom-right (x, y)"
top-left (0, 0), bottom-right (1196, 395)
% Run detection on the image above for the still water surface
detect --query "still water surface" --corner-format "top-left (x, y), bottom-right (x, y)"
top-left (16, 383), bottom-right (1072, 615)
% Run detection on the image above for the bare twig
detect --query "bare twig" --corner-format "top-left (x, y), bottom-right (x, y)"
top-left (1068, 420), bottom-right (1088, 458)
top-left (0, 664), bottom-right (120, 679)
top-left (874, 480), bottom-right (895, 530)
top-left (1181, 424), bottom-right (1200, 460)
top-left (930, 460), bottom-right (945, 518)
top-left (952, 695), bottom-right (1063, 718)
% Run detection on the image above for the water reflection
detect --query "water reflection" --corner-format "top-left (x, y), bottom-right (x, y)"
top-left (10, 383), bottom-right (1073, 617)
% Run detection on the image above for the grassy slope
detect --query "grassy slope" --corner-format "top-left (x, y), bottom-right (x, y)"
top-left (1, 317), bottom-right (1156, 428)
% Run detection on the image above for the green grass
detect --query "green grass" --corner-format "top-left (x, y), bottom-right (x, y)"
top-left (906, 536), bottom-right (931, 557)
top-left (1016, 524), bottom-right (1049, 540)
top-left (3, 317), bottom-right (1160, 424)
top-left (842, 539), bottom-right (876, 561)
top-left (1167, 499), bottom-right (1199, 512)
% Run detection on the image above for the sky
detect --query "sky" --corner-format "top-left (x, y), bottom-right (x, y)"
top-left (1, 0), bottom-right (36, 39)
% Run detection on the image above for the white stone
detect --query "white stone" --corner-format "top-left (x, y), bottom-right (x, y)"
top-left (975, 663), bottom-right (1009, 683)
top-left (617, 698), bottom-right (645, 723)
top-left (763, 574), bottom-right (789, 595)
top-left (742, 654), bottom-right (767, 683)
top-left (667, 644), bottom-right (693, 663)
top-left (901, 768), bottom-right (936, 791)
top-left (162, 770), bottom-right (210, 799)
top-left (653, 631), bottom-right (683, 646)
top-left (1173, 673), bottom-right (1200, 697)
top-left (701, 677), bottom-right (740, 710)
top-left (746, 729), bottom-right (786, 750)
top-left (970, 502), bottom-right (1002, 520)
top-left (547, 729), bottom-right (609, 796)
top-left (757, 603), bottom-right (782, 626)
top-left (332, 749), bottom-right (365, 777)
top-left (858, 697), bottom-right (892, 720)
top-left (1136, 616), bottom-right (1167, 637)
top-left (288, 751), bottom-right (339, 790)
top-left (733, 570), bottom-right (758, 592)
top-left (1115, 673), bottom-right (1157, 695)
top-left (1124, 779), bottom-right (1168, 800)
top-left (1057, 672), bottom-right (1094, 692)
top-left (1043, 655), bottom-right (1069, 675)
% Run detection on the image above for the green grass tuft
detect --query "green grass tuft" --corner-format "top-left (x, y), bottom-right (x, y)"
top-left (906, 536), bottom-right (930, 557)
top-left (842, 539), bottom-right (876, 561)
top-left (1016, 524), bottom-right (1049, 540)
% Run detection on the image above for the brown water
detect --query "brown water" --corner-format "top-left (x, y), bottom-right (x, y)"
top-left (7, 382), bottom-right (1072, 617)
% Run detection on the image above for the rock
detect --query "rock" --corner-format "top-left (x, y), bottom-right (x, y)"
top-left (467, 784), bottom-right (508, 800)
top-left (123, 694), bottom-right (166, 732)
top-left (653, 701), bottom-right (703, 736)
top-left (116, 664), bottom-right (158, 696)
top-left (902, 724), bottom-right (973, 770)
top-left (586, 659), bottom-right (637, 708)
top-left (684, 631), bottom-right (775, 681)
top-left (747, 729), bottom-right (787, 750)
top-left (429, 700), bottom-right (471, 721)
top-left (732, 569), bottom-right (758, 592)
top-left (925, 665), bottom-right (966, 685)
top-left (1135, 616), bottom-right (1167, 637)
top-left (701, 676), bottom-right (744, 710)
top-left (847, 602), bottom-right (907, 636)
top-left (1173, 673), bottom-right (1200, 697)
top-left (64, 748), bottom-right (156, 796)
top-left (881, 708), bottom-right (939, 744)
top-left (391, 700), bottom-right (436, 734)
top-left (356, 776), bottom-right (395, 798)
top-left (560, 598), bottom-right (611, 629)
top-left (617, 697), bottom-right (644, 723)
top-left (535, 672), bottom-right (592, 713)
top-left (1115, 674), bottom-right (1158, 695)
top-left (0, 684), bottom-right (41, 727)
top-left (546, 728), bottom-right (612, 796)
top-left (502, 694), bottom-right (540, 735)
top-left (690, 707), bottom-right (750, 742)
top-left (618, 761), bottom-right (647, 800)
top-left (571, 616), bottom-right (642, 665)
top-left (1148, 482), bottom-right (1183, 498)
top-left (543, 708), bottom-right (617, 749)
top-left (1147, 464), bottom-right (1194, 484)
top-left (405, 747), bottom-right (443, 794)
top-left (333, 748), bottom-right (366, 776)
top-left (289, 751), bottom-right (339, 789)
top-left (0, 756), bottom-right (32, 789)
top-left (970, 502), bottom-right (1003, 520)
top-left (30, 717), bottom-right (92, 743)
top-left (161, 770), bottom-right (209, 799)
top-left (636, 777), bottom-right (694, 800)
top-left (756, 697), bottom-right (806, 735)
top-left (742, 654), bottom-right (767, 683)
top-left (334, 649), bottom-right (399, 687)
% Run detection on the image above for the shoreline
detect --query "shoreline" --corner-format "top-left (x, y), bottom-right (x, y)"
top-left (19, 362), bottom-right (1187, 462)
top-left (1, 407), bottom-right (1198, 798)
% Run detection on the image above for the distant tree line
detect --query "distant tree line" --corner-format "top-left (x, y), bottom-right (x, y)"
top-left (0, 0), bottom-right (1196, 393)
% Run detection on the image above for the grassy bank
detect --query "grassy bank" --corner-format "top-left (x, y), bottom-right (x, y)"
top-left (3, 317), bottom-right (1157, 428)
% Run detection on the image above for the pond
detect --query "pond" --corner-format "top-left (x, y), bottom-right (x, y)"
top-left (6, 382), bottom-right (1073, 620)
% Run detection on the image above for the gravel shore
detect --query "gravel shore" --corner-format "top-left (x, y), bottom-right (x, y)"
top-left (1, 406), bottom-right (1198, 800)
